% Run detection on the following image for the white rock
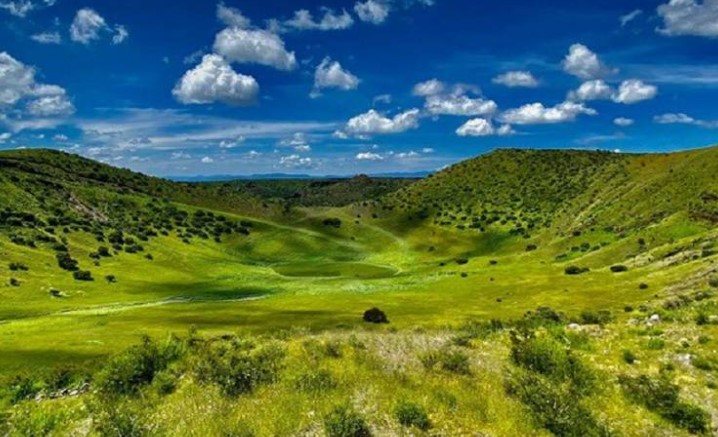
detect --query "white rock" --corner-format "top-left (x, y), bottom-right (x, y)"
top-left (567, 323), bottom-right (581, 331)
top-left (649, 314), bottom-right (661, 323)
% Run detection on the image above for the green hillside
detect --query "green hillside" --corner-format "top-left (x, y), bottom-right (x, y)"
top-left (0, 147), bottom-right (717, 436)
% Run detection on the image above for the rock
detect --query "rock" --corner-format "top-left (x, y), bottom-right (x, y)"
top-left (649, 314), bottom-right (661, 323)
top-left (363, 307), bottom-right (389, 324)
top-left (567, 323), bottom-right (581, 331)
top-left (676, 354), bottom-right (693, 366)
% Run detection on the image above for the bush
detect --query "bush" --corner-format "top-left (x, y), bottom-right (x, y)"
top-left (73, 270), bottom-right (93, 281)
top-left (106, 275), bottom-right (117, 283)
top-left (193, 340), bottom-right (285, 396)
top-left (619, 374), bottom-right (710, 434)
top-left (9, 278), bottom-right (20, 287)
top-left (506, 370), bottom-right (610, 437)
top-left (363, 308), bottom-right (388, 324)
top-left (610, 265), bottom-right (628, 273)
top-left (709, 277), bottom-right (718, 288)
top-left (639, 283), bottom-right (649, 290)
top-left (394, 401), bottom-right (430, 430)
top-left (8, 262), bottom-right (28, 271)
top-left (579, 310), bottom-right (612, 325)
top-left (419, 349), bottom-right (470, 375)
top-left (324, 405), bottom-right (371, 437)
top-left (95, 336), bottom-right (183, 396)
top-left (564, 265), bottom-right (589, 275)
top-left (622, 350), bottom-right (636, 364)
top-left (55, 253), bottom-right (78, 271)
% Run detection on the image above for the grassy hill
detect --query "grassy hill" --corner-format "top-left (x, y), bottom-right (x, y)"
top-left (0, 147), bottom-right (717, 436)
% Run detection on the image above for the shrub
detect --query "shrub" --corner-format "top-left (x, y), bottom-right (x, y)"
top-left (89, 398), bottom-right (155, 437)
top-left (639, 283), bottom-right (649, 290)
top-left (619, 374), bottom-right (710, 434)
top-left (610, 265), bottom-right (628, 273)
top-left (564, 265), bottom-right (589, 275)
top-left (363, 308), bottom-right (388, 324)
top-left (193, 340), bottom-right (285, 396)
top-left (395, 401), bottom-right (430, 430)
top-left (455, 257), bottom-right (469, 265)
top-left (73, 270), bottom-right (93, 281)
top-left (324, 405), bottom-right (371, 437)
top-left (579, 310), bottom-right (612, 325)
top-left (8, 262), bottom-right (28, 271)
top-left (526, 244), bottom-right (538, 252)
top-left (322, 218), bottom-right (342, 228)
top-left (506, 370), bottom-right (610, 437)
top-left (106, 275), bottom-right (117, 283)
top-left (55, 253), bottom-right (78, 271)
top-left (9, 278), bottom-right (20, 287)
top-left (95, 336), bottom-right (182, 396)
top-left (647, 338), bottom-right (665, 350)
top-left (622, 350), bottom-right (636, 364)
top-left (419, 349), bottom-right (471, 375)
top-left (709, 277), bottom-right (718, 288)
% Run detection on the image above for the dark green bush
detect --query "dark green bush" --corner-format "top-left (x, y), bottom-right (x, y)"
top-left (73, 270), bottom-right (93, 281)
top-left (564, 265), bottom-right (589, 275)
top-left (579, 310), bottom-right (612, 325)
top-left (55, 253), bottom-right (78, 271)
top-left (394, 401), bottom-right (430, 430)
top-left (324, 405), bottom-right (371, 437)
top-left (622, 350), bottom-right (636, 364)
top-left (294, 369), bottom-right (336, 393)
top-left (619, 374), bottom-right (710, 434)
top-left (8, 262), bottom-right (28, 271)
top-left (610, 265), bottom-right (628, 273)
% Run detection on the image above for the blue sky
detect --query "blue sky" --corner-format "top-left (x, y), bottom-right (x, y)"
top-left (1, 0), bottom-right (718, 176)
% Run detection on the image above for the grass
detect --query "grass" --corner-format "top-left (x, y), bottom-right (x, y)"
top-left (1, 147), bottom-right (718, 435)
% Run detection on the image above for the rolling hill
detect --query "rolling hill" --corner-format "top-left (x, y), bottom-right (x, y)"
top-left (0, 146), bottom-right (717, 436)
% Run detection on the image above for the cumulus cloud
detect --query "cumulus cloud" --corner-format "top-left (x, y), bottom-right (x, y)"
top-left (562, 44), bottom-right (616, 80)
top-left (343, 108), bottom-right (421, 136)
top-left (654, 112), bottom-right (718, 128)
top-left (354, 0), bottom-right (390, 24)
top-left (499, 101), bottom-right (596, 125)
top-left (0, 52), bottom-right (74, 128)
top-left (201, 156), bottom-right (214, 163)
top-left (173, 54), bottom-right (259, 106)
top-left (612, 79), bottom-right (657, 104)
top-left (70, 8), bottom-right (128, 45)
top-left (280, 154), bottom-right (315, 169)
top-left (492, 71), bottom-right (539, 88)
top-left (279, 132), bottom-right (312, 152)
top-left (214, 27), bottom-right (296, 71)
top-left (568, 80), bottom-right (614, 101)
top-left (412, 79), bottom-right (445, 96)
top-left (425, 94), bottom-right (497, 117)
top-left (312, 57), bottom-right (359, 96)
top-left (31, 32), bottom-right (61, 44)
top-left (282, 8), bottom-right (353, 31)
top-left (356, 152), bottom-right (383, 161)
top-left (614, 117), bottom-right (635, 127)
top-left (0, 0), bottom-right (55, 17)
top-left (568, 79), bottom-right (657, 104)
top-left (657, 0), bottom-right (718, 37)
top-left (217, 3), bottom-right (251, 28)
top-left (456, 118), bottom-right (514, 137)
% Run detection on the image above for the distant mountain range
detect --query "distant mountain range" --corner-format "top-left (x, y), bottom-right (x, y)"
top-left (167, 171), bottom-right (433, 182)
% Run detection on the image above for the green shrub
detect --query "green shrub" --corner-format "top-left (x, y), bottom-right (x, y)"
top-left (564, 265), bottom-right (589, 275)
top-left (419, 349), bottom-right (470, 375)
top-left (193, 340), bottom-right (285, 396)
top-left (324, 405), bottom-right (371, 437)
top-left (579, 310), bottom-right (612, 325)
top-left (709, 277), bottom-right (718, 288)
top-left (610, 265), bottom-right (628, 273)
top-left (8, 262), bottom-right (28, 271)
top-left (622, 350), bottom-right (636, 364)
top-left (619, 374), bottom-right (710, 434)
top-left (647, 338), bottom-right (665, 350)
top-left (89, 398), bottom-right (155, 437)
top-left (394, 401), bottom-right (430, 430)
top-left (73, 270), bottom-right (93, 281)
top-left (506, 370), bottom-right (610, 437)
top-left (95, 336), bottom-right (182, 396)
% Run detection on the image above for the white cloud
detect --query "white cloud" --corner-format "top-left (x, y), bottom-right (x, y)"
top-left (654, 112), bottom-right (718, 128)
top-left (31, 32), bottom-right (61, 44)
top-left (171, 151), bottom-right (191, 160)
top-left (0, 0), bottom-right (55, 17)
top-left (373, 94), bottom-right (392, 105)
top-left (53, 134), bottom-right (69, 141)
top-left (283, 8), bottom-right (353, 31)
top-left (201, 156), bottom-right (214, 163)
top-left (425, 94), bottom-right (497, 117)
top-left (412, 79), bottom-right (445, 96)
top-left (280, 154), bottom-right (314, 169)
top-left (0, 52), bottom-right (74, 128)
top-left (421, 147), bottom-right (434, 153)
top-left (343, 108), bottom-right (421, 136)
top-left (0, 132), bottom-right (11, 143)
top-left (657, 0), bottom-right (718, 37)
top-left (620, 9), bottom-right (643, 27)
top-left (173, 54), bottom-right (259, 106)
top-left (456, 118), bottom-right (514, 137)
top-left (279, 132), bottom-right (312, 152)
top-left (356, 152), bottom-right (383, 161)
top-left (568, 80), bottom-right (614, 101)
top-left (499, 101), bottom-right (596, 125)
top-left (612, 79), bottom-right (657, 104)
top-left (614, 117), bottom-right (635, 127)
top-left (217, 3), bottom-right (251, 28)
top-left (213, 27), bottom-right (296, 71)
top-left (562, 44), bottom-right (616, 80)
top-left (70, 8), bottom-right (128, 45)
top-left (312, 57), bottom-right (359, 96)
top-left (492, 71), bottom-right (539, 88)
top-left (354, 0), bottom-right (390, 24)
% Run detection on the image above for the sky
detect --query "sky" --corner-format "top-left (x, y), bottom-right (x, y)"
top-left (1, 0), bottom-right (718, 177)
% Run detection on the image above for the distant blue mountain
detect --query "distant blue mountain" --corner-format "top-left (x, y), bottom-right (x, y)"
top-left (168, 171), bottom-right (431, 182)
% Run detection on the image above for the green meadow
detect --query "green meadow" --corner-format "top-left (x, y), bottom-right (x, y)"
top-left (0, 148), bottom-right (717, 435)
